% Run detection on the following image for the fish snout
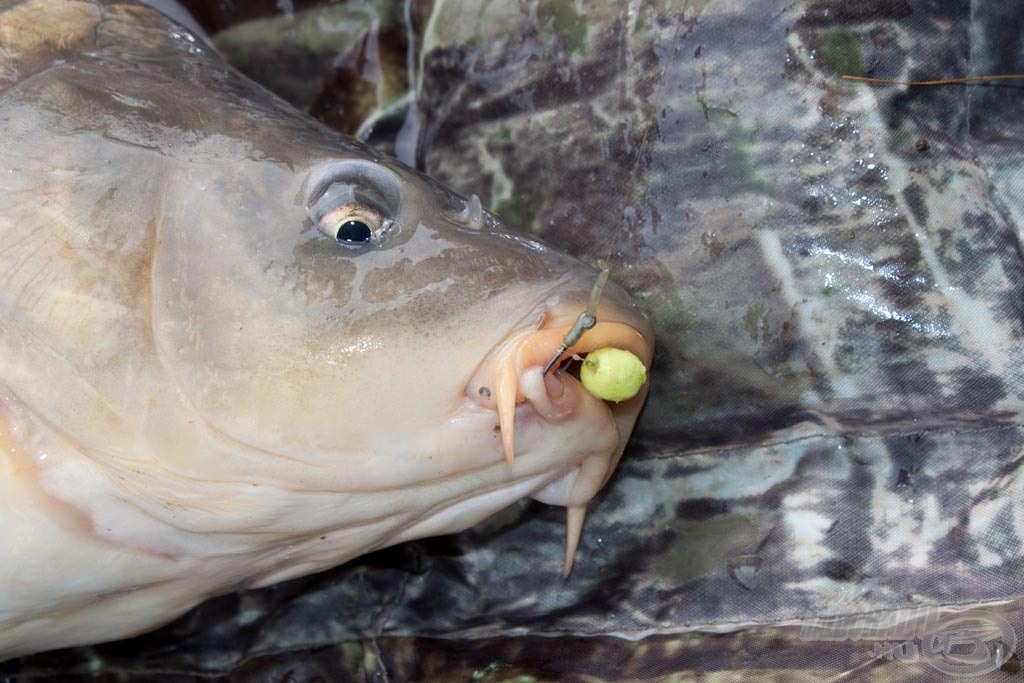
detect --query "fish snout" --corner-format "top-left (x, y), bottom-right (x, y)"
top-left (468, 316), bottom-right (652, 466)
top-left (467, 275), bottom-right (654, 573)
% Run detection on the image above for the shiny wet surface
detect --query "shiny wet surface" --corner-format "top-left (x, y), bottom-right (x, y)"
top-left (9, 0), bottom-right (1024, 679)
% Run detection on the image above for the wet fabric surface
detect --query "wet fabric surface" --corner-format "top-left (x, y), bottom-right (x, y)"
top-left (6, 0), bottom-right (1024, 680)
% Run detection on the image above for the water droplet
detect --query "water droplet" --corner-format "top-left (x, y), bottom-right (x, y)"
top-left (169, 29), bottom-right (199, 52)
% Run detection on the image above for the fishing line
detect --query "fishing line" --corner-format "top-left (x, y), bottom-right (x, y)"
top-left (842, 73), bottom-right (1024, 86)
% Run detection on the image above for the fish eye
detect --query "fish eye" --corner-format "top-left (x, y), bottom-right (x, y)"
top-left (316, 201), bottom-right (391, 245)
top-left (305, 161), bottom-right (403, 250)
top-left (307, 180), bottom-right (397, 249)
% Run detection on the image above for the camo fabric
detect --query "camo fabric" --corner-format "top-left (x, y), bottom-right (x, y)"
top-left (6, 0), bottom-right (1024, 680)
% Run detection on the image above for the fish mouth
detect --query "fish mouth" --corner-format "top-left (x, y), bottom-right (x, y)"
top-left (467, 293), bottom-right (654, 574)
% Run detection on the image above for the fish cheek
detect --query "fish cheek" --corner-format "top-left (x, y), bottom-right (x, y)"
top-left (149, 218), bottom-right (363, 456)
top-left (285, 239), bottom-right (359, 306)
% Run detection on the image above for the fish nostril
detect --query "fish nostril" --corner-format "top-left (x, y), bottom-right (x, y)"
top-left (454, 193), bottom-right (483, 229)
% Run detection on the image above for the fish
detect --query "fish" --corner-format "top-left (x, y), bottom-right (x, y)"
top-left (0, 0), bottom-right (653, 660)
top-left (111, 0), bottom-right (1024, 680)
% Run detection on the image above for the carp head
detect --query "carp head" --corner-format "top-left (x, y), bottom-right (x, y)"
top-left (0, 0), bottom-right (653, 658)
top-left (153, 147), bottom-right (654, 584)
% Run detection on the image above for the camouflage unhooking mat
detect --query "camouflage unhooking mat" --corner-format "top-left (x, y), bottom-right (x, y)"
top-left (5, 0), bottom-right (1024, 680)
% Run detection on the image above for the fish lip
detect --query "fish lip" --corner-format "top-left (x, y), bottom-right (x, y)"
top-left (461, 287), bottom-right (653, 576)
top-left (465, 278), bottom-right (654, 472)
top-left (467, 278), bottom-right (655, 399)
top-left (468, 276), bottom-right (655, 394)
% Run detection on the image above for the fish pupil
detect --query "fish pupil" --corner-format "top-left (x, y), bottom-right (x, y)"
top-left (337, 220), bottom-right (371, 243)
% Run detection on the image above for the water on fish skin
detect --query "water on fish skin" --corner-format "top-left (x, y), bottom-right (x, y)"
top-left (0, 0), bottom-right (653, 661)
top-left (10, 0), bottom-right (1024, 679)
